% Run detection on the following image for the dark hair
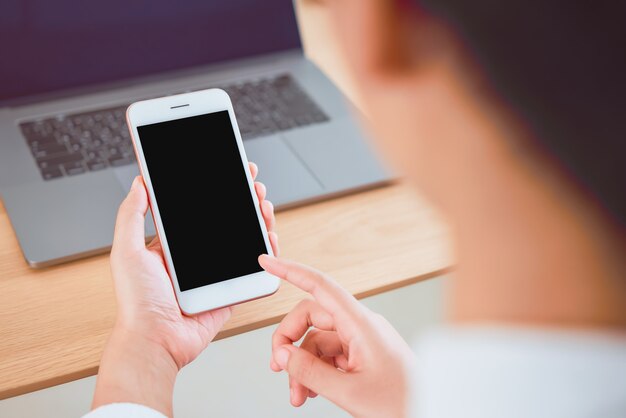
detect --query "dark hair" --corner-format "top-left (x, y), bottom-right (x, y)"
top-left (422, 1), bottom-right (626, 228)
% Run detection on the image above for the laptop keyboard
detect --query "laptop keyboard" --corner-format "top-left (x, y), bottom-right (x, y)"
top-left (19, 74), bottom-right (329, 181)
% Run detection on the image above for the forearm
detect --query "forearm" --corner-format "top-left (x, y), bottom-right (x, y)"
top-left (92, 327), bottom-right (179, 417)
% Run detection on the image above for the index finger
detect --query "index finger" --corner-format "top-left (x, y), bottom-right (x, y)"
top-left (259, 255), bottom-right (365, 325)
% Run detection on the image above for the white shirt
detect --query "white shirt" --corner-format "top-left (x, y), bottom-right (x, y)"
top-left (85, 403), bottom-right (166, 418)
top-left (412, 327), bottom-right (626, 418)
top-left (85, 327), bottom-right (626, 418)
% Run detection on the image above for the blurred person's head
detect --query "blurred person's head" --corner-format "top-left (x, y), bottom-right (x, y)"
top-left (321, 0), bottom-right (626, 324)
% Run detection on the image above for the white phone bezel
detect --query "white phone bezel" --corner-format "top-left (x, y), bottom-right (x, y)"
top-left (126, 88), bottom-right (279, 315)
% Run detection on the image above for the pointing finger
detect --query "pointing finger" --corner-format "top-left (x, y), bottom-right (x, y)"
top-left (259, 256), bottom-right (364, 341)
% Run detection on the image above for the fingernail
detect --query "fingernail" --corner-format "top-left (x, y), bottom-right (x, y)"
top-left (131, 176), bottom-right (141, 190)
top-left (275, 347), bottom-right (290, 369)
top-left (290, 387), bottom-right (295, 402)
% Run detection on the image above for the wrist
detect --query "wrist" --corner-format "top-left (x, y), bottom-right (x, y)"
top-left (92, 325), bottom-right (179, 417)
top-left (109, 324), bottom-right (181, 374)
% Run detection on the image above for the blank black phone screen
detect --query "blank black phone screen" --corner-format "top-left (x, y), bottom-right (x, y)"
top-left (137, 110), bottom-right (267, 291)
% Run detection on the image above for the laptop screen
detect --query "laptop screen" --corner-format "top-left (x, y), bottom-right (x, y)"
top-left (0, 0), bottom-right (301, 105)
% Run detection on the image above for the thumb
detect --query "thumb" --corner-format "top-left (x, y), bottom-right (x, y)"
top-left (112, 176), bottom-right (149, 252)
top-left (194, 307), bottom-right (232, 341)
top-left (275, 344), bottom-right (352, 408)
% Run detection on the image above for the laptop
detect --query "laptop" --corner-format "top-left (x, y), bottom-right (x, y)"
top-left (0, 0), bottom-right (390, 268)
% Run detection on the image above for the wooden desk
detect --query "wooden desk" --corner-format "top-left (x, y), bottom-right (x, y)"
top-left (0, 2), bottom-right (453, 401)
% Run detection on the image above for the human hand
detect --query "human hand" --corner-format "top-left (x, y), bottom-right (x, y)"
top-left (92, 163), bottom-right (278, 416)
top-left (110, 162), bottom-right (278, 368)
top-left (259, 256), bottom-right (414, 418)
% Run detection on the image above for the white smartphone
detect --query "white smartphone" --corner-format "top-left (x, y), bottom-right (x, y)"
top-left (126, 88), bottom-right (279, 314)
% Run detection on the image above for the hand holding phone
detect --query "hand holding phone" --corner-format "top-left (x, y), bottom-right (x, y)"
top-left (109, 162), bottom-right (278, 365)
top-left (94, 165), bottom-right (277, 414)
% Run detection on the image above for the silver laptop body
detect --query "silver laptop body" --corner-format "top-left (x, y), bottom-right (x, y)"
top-left (0, 2), bottom-right (389, 267)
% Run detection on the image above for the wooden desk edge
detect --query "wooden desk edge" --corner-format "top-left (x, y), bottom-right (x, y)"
top-left (0, 266), bottom-right (451, 400)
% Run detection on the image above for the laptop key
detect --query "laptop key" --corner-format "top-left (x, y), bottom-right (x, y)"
top-left (63, 162), bottom-right (86, 176)
top-left (31, 142), bottom-right (68, 158)
top-left (25, 134), bottom-right (57, 148)
top-left (86, 159), bottom-right (108, 171)
top-left (41, 166), bottom-right (64, 180)
top-left (37, 152), bottom-right (83, 169)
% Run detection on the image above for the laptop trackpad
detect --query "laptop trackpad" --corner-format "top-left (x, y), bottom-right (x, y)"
top-left (244, 135), bottom-right (323, 207)
top-left (283, 117), bottom-right (390, 192)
